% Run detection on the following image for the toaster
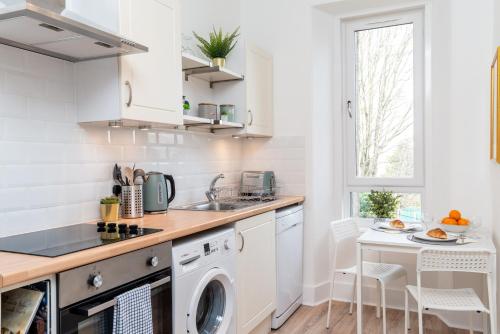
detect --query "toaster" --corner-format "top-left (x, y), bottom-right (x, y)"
top-left (240, 171), bottom-right (276, 196)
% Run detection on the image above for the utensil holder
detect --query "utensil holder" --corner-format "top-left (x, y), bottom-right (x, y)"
top-left (121, 185), bottom-right (144, 219)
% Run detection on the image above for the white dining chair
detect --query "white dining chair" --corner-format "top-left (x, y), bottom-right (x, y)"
top-left (326, 218), bottom-right (407, 334)
top-left (405, 248), bottom-right (495, 334)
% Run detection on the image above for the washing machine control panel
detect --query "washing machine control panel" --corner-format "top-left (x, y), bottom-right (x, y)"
top-left (204, 239), bottom-right (225, 255)
top-left (172, 229), bottom-right (236, 275)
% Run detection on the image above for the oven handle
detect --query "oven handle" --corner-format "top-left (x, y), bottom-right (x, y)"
top-left (79, 276), bottom-right (171, 317)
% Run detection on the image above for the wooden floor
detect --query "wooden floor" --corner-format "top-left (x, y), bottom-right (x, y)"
top-left (272, 301), bottom-right (478, 334)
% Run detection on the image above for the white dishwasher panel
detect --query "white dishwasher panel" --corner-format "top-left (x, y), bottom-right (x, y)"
top-left (272, 205), bottom-right (303, 329)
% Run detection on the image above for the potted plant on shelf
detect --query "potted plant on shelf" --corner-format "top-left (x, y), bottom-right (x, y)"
top-left (100, 196), bottom-right (120, 222)
top-left (193, 26), bottom-right (240, 68)
top-left (367, 190), bottom-right (401, 222)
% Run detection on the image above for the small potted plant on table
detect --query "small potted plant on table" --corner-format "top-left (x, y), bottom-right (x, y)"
top-left (100, 196), bottom-right (120, 222)
top-left (193, 27), bottom-right (240, 68)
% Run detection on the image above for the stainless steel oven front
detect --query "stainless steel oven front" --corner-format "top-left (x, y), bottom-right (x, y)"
top-left (57, 242), bottom-right (172, 334)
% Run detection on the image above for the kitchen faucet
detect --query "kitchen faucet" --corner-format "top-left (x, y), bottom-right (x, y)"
top-left (206, 173), bottom-right (225, 202)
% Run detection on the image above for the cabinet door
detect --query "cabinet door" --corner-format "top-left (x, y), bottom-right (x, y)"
top-left (245, 44), bottom-right (273, 137)
top-left (236, 212), bottom-right (276, 334)
top-left (119, 0), bottom-right (183, 125)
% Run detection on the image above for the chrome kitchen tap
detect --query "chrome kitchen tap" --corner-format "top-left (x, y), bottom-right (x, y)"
top-left (206, 173), bottom-right (225, 202)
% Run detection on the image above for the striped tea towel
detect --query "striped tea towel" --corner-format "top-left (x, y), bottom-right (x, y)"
top-left (112, 284), bottom-right (153, 334)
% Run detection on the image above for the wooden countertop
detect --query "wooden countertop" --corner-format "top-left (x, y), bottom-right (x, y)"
top-left (0, 196), bottom-right (304, 289)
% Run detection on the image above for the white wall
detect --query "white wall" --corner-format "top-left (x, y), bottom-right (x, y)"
top-left (447, 0), bottom-right (493, 232)
top-left (0, 45), bottom-right (244, 237)
top-left (491, 0), bottom-right (500, 329)
top-left (433, 4), bottom-right (497, 327)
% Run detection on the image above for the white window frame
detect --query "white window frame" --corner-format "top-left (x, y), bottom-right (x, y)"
top-left (343, 9), bottom-right (425, 189)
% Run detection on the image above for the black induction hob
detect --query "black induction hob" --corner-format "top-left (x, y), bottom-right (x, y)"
top-left (0, 223), bottom-right (163, 257)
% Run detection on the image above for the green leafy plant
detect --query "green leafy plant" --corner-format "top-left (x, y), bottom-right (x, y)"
top-left (367, 190), bottom-right (401, 218)
top-left (193, 26), bottom-right (240, 59)
top-left (100, 196), bottom-right (120, 205)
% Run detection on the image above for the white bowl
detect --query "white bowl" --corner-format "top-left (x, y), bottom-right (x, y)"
top-left (439, 222), bottom-right (471, 233)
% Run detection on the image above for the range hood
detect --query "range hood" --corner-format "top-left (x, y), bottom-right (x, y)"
top-left (0, 0), bottom-right (148, 62)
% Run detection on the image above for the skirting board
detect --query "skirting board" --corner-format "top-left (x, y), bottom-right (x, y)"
top-left (302, 280), bottom-right (487, 332)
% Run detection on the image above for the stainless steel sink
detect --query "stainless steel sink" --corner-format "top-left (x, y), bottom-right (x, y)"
top-left (173, 201), bottom-right (262, 212)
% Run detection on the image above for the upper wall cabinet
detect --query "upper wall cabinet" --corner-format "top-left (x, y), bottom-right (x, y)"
top-left (75, 0), bottom-right (183, 127)
top-left (245, 44), bottom-right (273, 137)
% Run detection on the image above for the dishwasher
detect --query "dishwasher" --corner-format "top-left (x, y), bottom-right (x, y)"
top-left (272, 204), bottom-right (304, 329)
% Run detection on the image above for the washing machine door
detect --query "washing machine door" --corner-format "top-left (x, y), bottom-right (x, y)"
top-left (187, 268), bottom-right (235, 334)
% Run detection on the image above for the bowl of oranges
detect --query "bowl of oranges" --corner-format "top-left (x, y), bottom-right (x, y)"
top-left (439, 210), bottom-right (471, 233)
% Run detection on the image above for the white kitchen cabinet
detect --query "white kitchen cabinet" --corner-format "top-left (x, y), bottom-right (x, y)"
top-left (235, 211), bottom-right (276, 334)
top-left (244, 43), bottom-right (274, 137)
top-left (75, 0), bottom-right (183, 127)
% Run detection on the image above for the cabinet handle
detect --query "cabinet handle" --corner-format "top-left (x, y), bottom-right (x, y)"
top-left (238, 232), bottom-right (245, 252)
top-left (125, 81), bottom-right (132, 107)
top-left (248, 109), bottom-right (253, 126)
top-left (347, 100), bottom-right (353, 119)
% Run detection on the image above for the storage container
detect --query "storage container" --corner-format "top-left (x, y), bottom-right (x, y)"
top-left (198, 103), bottom-right (218, 119)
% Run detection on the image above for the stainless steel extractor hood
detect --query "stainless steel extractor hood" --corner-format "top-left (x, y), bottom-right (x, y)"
top-left (0, 0), bottom-right (148, 62)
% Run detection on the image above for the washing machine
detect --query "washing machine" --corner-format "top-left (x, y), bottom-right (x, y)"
top-left (172, 227), bottom-right (236, 334)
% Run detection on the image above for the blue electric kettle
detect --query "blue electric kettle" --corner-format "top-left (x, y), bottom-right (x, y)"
top-left (143, 172), bottom-right (176, 213)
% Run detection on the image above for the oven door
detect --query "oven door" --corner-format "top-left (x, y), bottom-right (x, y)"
top-left (59, 269), bottom-right (171, 334)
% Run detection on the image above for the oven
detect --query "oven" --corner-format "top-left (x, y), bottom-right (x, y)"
top-left (57, 242), bottom-right (172, 334)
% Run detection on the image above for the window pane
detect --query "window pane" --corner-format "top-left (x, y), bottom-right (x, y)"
top-left (355, 24), bottom-right (414, 178)
top-left (350, 192), bottom-right (422, 221)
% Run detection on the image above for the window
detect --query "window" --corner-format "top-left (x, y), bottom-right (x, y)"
top-left (350, 192), bottom-right (423, 221)
top-left (343, 9), bottom-right (425, 217)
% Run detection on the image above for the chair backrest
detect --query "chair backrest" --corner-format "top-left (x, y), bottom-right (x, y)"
top-left (417, 248), bottom-right (493, 274)
top-left (330, 218), bottom-right (359, 271)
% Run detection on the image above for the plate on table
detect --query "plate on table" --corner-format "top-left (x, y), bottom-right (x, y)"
top-left (378, 221), bottom-right (422, 232)
top-left (413, 231), bottom-right (458, 242)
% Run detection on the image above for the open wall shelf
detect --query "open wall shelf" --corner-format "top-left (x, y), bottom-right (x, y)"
top-left (183, 115), bottom-right (244, 132)
top-left (182, 53), bottom-right (244, 88)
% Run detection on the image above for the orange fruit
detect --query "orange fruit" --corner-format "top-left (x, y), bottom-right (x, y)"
top-left (457, 218), bottom-right (470, 226)
top-left (449, 210), bottom-right (462, 220)
top-left (442, 218), bottom-right (458, 225)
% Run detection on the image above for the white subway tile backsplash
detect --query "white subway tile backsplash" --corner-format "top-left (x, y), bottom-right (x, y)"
top-left (0, 142), bottom-right (28, 164)
top-left (45, 122), bottom-right (82, 143)
top-left (46, 80), bottom-right (74, 103)
top-left (0, 93), bottom-right (27, 118)
top-left (123, 145), bottom-right (147, 161)
top-left (24, 52), bottom-right (67, 81)
top-left (64, 144), bottom-right (97, 163)
top-left (28, 143), bottom-right (67, 163)
top-left (146, 146), bottom-right (168, 161)
top-left (0, 188), bottom-right (28, 211)
top-left (28, 185), bottom-right (68, 209)
top-left (3, 70), bottom-right (46, 98)
top-left (80, 126), bottom-right (111, 145)
top-left (109, 128), bottom-right (135, 145)
top-left (27, 98), bottom-right (68, 122)
top-left (0, 45), bottom-right (25, 72)
top-left (134, 131), bottom-right (158, 145)
top-left (3, 118), bottom-right (47, 142)
top-left (2, 165), bottom-right (46, 187)
top-left (158, 132), bottom-right (175, 145)
top-left (95, 145), bottom-right (123, 163)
